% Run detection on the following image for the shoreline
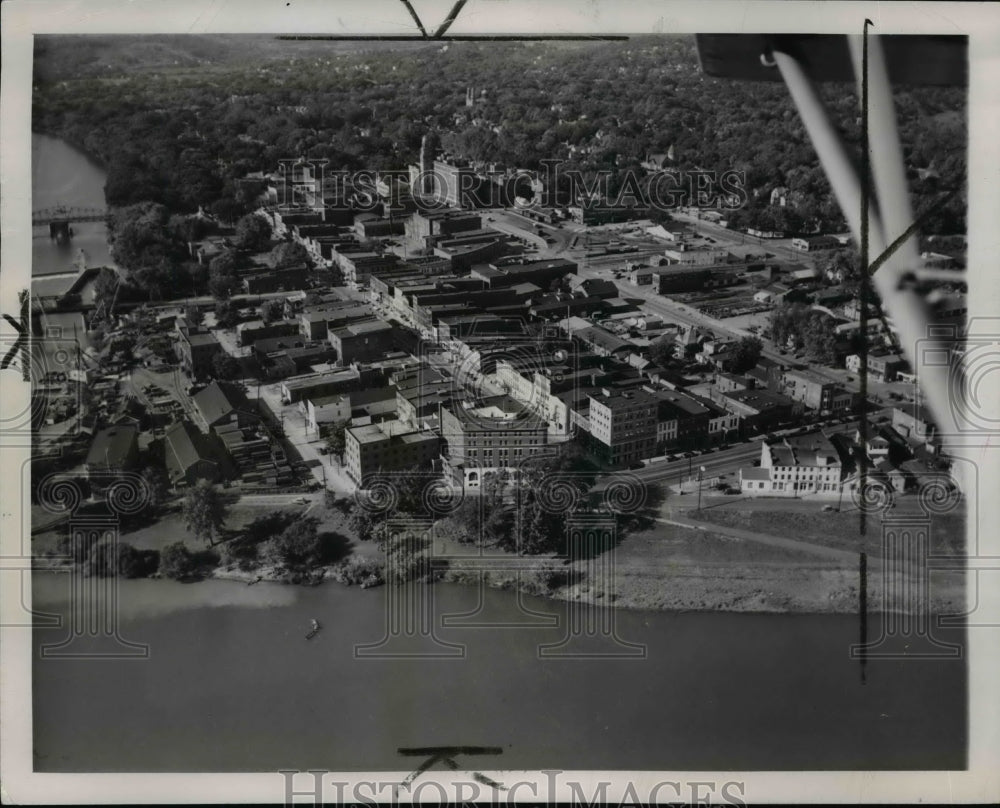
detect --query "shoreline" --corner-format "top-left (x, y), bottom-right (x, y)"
top-left (32, 554), bottom-right (967, 617)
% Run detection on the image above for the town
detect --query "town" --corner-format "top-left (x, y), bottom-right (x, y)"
top-left (27, 35), bottom-right (966, 604)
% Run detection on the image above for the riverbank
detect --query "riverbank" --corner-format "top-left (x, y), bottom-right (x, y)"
top-left (31, 494), bottom-right (967, 615)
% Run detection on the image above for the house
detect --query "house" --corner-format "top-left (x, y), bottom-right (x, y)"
top-left (85, 425), bottom-right (139, 484)
top-left (854, 423), bottom-right (891, 461)
top-left (163, 420), bottom-right (221, 487)
top-left (191, 381), bottom-right (259, 434)
top-left (739, 432), bottom-right (843, 496)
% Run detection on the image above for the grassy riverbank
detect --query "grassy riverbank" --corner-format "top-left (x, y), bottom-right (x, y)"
top-left (31, 496), bottom-right (967, 616)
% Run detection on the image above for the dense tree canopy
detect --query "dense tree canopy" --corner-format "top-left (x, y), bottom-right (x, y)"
top-left (34, 35), bottom-right (966, 236)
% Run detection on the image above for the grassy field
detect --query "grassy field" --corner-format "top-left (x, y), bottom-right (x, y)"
top-left (690, 506), bottom-right (966, 558)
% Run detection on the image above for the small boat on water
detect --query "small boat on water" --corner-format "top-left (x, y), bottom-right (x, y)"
top-left (305, 618), bottom-right (321, 640)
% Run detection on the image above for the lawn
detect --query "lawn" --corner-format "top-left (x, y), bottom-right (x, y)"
top-left (691, 506), bottom-right (966, 557)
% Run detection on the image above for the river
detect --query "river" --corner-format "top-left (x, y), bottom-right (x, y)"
top-left (32, 133), bottom-right (114, 277)
top-left (31, 572), bottom-right (966, 772)
top-left (29, 135), bottom-right (967, 773)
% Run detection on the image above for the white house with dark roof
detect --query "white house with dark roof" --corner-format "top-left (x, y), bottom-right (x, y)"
top-left (740, 432), bottom-right (844, 496)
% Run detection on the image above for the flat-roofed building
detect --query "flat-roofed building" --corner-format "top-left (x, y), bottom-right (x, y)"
top-left (280, 367), bottom-right (366, 404)
top-left (298, 301), bottom-right (373, 341)
top-left (303, 393), bottom-right (351, 435)
top-left (393, 366), bottom-right (454, 429)
top-left (440, 396), bottom-right (549, 490)
top-left (237, 319), bottom-right (300, 348)
top-left (782, 368), bottom-right (856, 413)
top-left (718, 388), bottom-right (803, 432)
top-left (344, 419), bottom-right (441, 485)
top-left (588, 388), bottom-right (659, 466)
top-left (177, 329), bottom-right (222, 380)
top-left (328, 319), bottom-right (396, 366)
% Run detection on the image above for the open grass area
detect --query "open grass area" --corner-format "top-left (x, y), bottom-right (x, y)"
top-left (691, 505), bottom-right (966, 557)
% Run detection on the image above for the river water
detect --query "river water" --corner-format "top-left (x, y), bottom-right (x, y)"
top-left (32, 573), bottom-right (965, 772)
top-left (32, 132), bottom-right (114, 277)
top-left (29, 135), bottom-right (967, 773)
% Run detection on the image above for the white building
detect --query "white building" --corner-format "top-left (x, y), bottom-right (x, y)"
top-left (740, 432), bottom-right (843, 497)
top-left (302, 393), bottom-right (351, 435)
top-left (494, 359), bottom-right (572, 438)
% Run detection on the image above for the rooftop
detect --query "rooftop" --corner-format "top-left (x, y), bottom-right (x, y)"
top-left (767, 432), bottom-right (841, 468)
top-left (192, 381), bottom-right (243, 425)
top-left (164, 420), bottom-right (216, 475)
top-left (85, 424), bottom-right (138, 467)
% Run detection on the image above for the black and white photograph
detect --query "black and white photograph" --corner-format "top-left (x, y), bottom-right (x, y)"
top-left (2, 1), bottom-right (999, 804)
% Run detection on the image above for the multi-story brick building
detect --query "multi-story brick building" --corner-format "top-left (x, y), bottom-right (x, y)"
top-left (176, 329), bottom-right (222, 380)
top-left (440, 396), bottom-right (549, 490)
top-left (781, 368), bottom-right (856, 413)
top-left (328, 319), bottom-right (396, 366)
top-left (588, 388), bottom-right (659, 466)
top-left (344, 420), bottom-right (441, 486)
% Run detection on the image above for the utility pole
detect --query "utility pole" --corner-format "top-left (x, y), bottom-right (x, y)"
top-left (696, 465), bottom-right (705, 512)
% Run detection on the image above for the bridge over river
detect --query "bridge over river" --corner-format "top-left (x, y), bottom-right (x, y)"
top-left (32, 205), bottom-right (109, 240)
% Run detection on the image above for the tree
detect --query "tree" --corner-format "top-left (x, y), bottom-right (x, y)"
top-left (185, 304), bottom-right (205, 330)
top-left (265, 515), bottom-right (323, 566)
top-left (261, 299), bottom-right (285, 324)
top-left (649, 335), bottom-right (676, 367)
top-left (233, 213), bottom-right (272, 251)
top-left (731, 336), bottom-right (763, 373)
top-left (159, 541), bottom-right (195, 579)
top-left (212, 351), bottom-right (241, 380)
top-left (222, 509), bottom-right (295, 565)
top-left (182, 479), bottom-right (228, 546)
top-left (347, 507), bottom-right (388, 546)
top-left (87, 541), bottom-right (157, 578)
top-left (92, 268), bottom-right (121, 316)
top-left (214, 299), bottom-right (239, 329)
top-left (140, 465), bottom-right (170, 514)
top-left (211, 198), bottom-right (243, 227)
top-left (208, 250), bottom-right (240, 300)
top-left (323, 422), bottom-right (347, 461)
top-left (268, 240), bottom-right (309, 270)
top-left (517, 486), bottom-right (566, 555)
